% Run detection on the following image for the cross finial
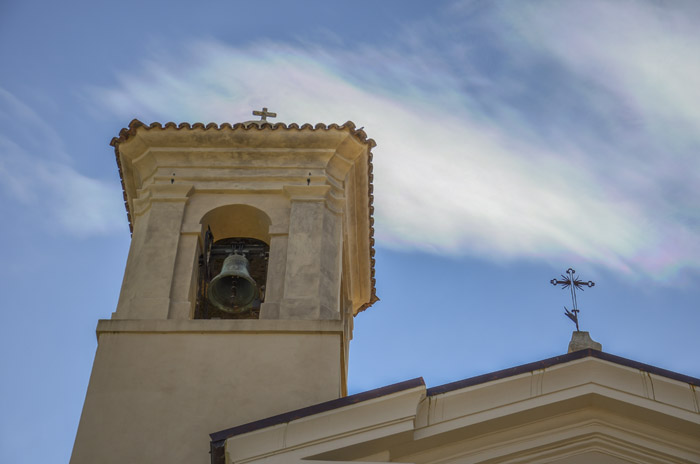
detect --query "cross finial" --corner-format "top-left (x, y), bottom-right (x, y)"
top-left (550, 268), bottom-right (595, 331)
top-left (252, 107), bottom-right (277, 121)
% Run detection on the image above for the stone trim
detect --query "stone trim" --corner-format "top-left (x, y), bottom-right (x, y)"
top-left (95, 318), bottom-right (344, 338)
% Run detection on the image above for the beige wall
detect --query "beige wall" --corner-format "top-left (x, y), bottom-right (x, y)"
top-left (71, 320), bottom-right (344, 464)
top-left (71, 123), bottom-right (375, 464)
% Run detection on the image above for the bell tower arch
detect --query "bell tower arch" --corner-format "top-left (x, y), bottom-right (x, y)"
top-left (201, 204), bottom-right (273, 242)
top-left (71, 116), bottom-right (377, 464)
top-left (194, 205), bottom-right (272, 319)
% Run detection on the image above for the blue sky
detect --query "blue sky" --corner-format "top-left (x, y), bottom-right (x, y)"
top-left (1, 1), bottom-right (699, 462)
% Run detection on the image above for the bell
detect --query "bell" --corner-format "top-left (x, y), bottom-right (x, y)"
top-left (207, 253), bottom-right (258, 313)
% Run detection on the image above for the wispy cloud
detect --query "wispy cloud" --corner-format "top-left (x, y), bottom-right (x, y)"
top-left (0, 88), bottom-right (124, 237)
top-left (89, 1), bottom-right (700, 281)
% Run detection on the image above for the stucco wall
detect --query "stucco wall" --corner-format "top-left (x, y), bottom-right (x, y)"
top-left (71, 322), bottom-right (343, 464)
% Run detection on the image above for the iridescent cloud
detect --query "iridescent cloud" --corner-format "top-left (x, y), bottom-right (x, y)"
top-left (90, 1), bottom-right (700, 281)
top-left (0, 88), bottom-right (124, 237)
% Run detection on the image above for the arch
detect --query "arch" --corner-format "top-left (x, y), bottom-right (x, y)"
top-left (200, 204), bottom-right (272, 244)
top-left (195, 204), bottom-right (272, 320)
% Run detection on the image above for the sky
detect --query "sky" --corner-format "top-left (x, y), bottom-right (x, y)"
top-left (1, 0), bottom-right (699, 462)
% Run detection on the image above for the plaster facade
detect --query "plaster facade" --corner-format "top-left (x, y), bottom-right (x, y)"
top-left (70, 120), bottom-right (377, 464)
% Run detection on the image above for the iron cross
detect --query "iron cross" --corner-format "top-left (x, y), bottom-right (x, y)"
top-left (550, 268), bottom-right (595, 331)
top-left (252, 107), bottom-right (277, 121)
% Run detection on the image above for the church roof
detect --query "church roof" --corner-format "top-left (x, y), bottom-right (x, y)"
top-left (110, 118), bottom-right (379, 312)
top-left (425, 348), bottom-right (700, 395)
top-left (210, 377), bottom-right (425, 448)
top-left (210, 349), bottom-right (700, 463)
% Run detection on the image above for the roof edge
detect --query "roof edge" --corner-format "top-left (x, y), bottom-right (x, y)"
top-left (110, 118), bottom-right (377, 149)
top-left (209, 377), bottom-right (425, 444)
top-left (427, 349), bottom-right (700, 396)
top-left (208, 350), bottom-right (699, 464)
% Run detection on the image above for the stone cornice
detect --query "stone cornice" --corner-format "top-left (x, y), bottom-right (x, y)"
top-left (283, 185), bottom-right (331, 201)
top-left (96, 318), bottom-right (344, 338)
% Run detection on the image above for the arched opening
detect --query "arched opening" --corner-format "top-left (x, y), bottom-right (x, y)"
top-left (194, 205), bottom-right (272, 319)
top-left (200, 204), bottom-right (272, 244)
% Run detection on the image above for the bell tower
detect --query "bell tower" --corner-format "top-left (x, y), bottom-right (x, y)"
top-left (70, 114), bottom-right (377, 464)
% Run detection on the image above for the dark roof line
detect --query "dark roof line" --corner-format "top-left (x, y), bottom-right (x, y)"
top-left (209, 377), bottom-right (424, 461)
top-left (209, 377), bottom-right (425, 445)
top-left (427, 349), bottom-right (700, 396)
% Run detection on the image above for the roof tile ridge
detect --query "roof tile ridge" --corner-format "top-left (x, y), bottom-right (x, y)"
top-left (357, 146), bottom-right (378, 313)
top-left (338, 121), bottom-right (377, 148)
top-left (111, 119), bottom-right (145, 147)
top-left (110, 140), bottom-right (132, 233)
top-left (253, 121), bottom-right (274, 130)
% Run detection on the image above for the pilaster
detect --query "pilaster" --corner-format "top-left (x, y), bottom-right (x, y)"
top-left (114, 183), bottom-right (194, 319)
top-left (280, 185), bottom-right (341, 320)
top-left (168, 221), bottom-right (201, 319)
top-left (259, 222), bottom-right (289, 319)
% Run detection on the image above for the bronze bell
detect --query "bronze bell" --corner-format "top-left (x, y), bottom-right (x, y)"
top-left (207, 253), bottom-right (258, 313)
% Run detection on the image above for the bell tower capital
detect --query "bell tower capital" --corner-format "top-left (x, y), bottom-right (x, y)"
top-left (111, 118), bottom-right (376, 321)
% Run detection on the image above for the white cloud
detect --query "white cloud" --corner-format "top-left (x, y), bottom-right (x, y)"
top-left (0, 88), bottom-right (125, 237)
top-left (88, 1), bottom-right (700, 280)
top-left (505, 1), bottom-right (700, 135)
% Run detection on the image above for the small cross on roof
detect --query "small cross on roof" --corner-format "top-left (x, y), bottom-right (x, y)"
top-left (252, 107), bottom-right (277, 121)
